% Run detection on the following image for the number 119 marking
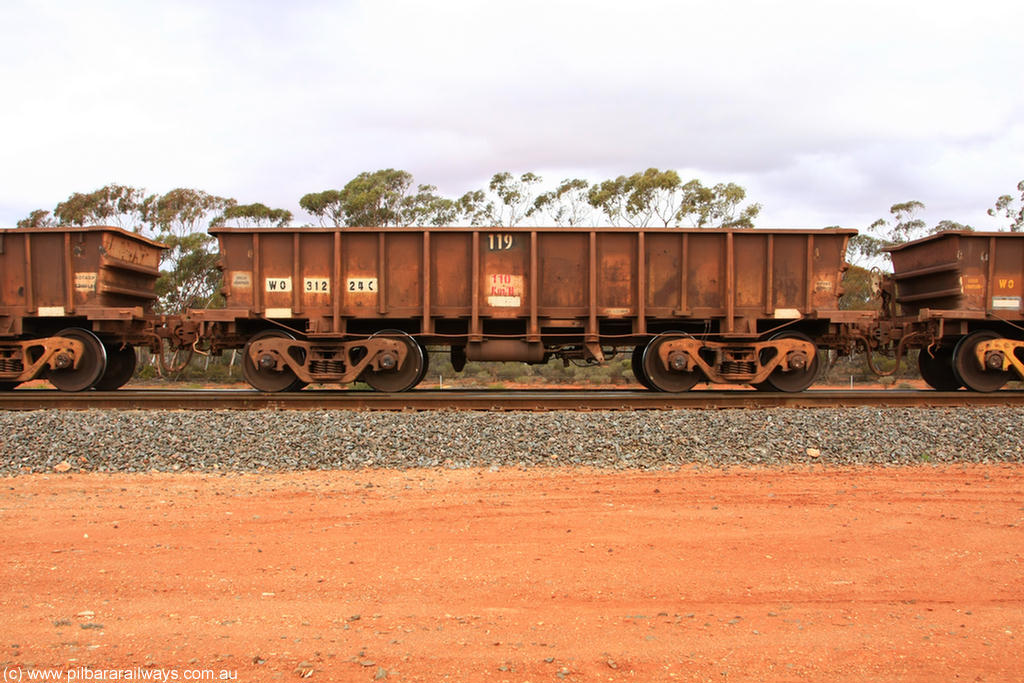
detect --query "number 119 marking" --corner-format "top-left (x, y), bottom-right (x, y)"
top-left (488, 233), bottom-right (514, 250)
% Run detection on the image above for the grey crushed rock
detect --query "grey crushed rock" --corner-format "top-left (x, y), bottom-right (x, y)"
top-left (0, 407), bottom-right (1020, 474)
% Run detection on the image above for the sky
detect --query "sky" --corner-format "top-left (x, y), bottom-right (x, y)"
top-left (1, 0), bottom-right (1022, 232)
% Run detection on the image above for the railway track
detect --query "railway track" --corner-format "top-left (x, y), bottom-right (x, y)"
top-left (1, 388), bottom-right (1023, 411)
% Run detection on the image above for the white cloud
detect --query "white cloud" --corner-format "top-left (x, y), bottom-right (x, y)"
top-left (1, 0), bottom-right (1022, 231)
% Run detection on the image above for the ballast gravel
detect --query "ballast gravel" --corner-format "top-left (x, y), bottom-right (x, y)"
top-left (0, 407), bottom-right (1020, 474)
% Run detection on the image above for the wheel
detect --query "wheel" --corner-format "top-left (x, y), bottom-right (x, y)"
top-left (93, 343), bottom-right (138, 390)
top-left (242, 329), bottom-right (306, 392)
top-left (45, 328), bottom-right (107, 392)
top-left (917, 344), bottom-right (962, 391)
top-left (953, 330), bottom-right (1011, 392)
top-left (760, 331), bottom-right (820, 393)
top-left (631, 342), bottom-right (655, 390)
top-left (361, 330), bottom-right (426, 392)
top-left (641, 333), bottom-right (702, 392)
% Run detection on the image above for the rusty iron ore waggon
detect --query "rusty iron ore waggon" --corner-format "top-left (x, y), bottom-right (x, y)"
top-left (0, 227), bottom-right (175, 391)
top-left (880, 231), bottom-right (1024, 392)
top-left (2, 224), bottom-right (1022, 393)
top-left (193, 226), bottom-right (865, 393)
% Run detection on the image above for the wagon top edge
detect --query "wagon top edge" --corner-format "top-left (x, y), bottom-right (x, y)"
top-left (883, 230), bottom-right (1024, 252)
top-left (0, 225), bottom-right (167, 249)
top-left (208, 225), bottom-right (860, 236)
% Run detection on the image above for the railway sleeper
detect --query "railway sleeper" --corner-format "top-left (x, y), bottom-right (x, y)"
top-left (656, 337), bottom-right (816, 385)
top-left (0, 337), bottom-right (88, 383)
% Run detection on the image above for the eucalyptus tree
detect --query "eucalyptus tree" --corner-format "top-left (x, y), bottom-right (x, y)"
top-left (533, 178), bottom-right (593, 226)
top-left (214, 202), bottom-right (293, 227)
top-left (989, 180), bottom-right (1024, 231)
top-left (588, 169), bottom-right (760, 228)
top-left (301, 169), bottom-right (458, 227)
top-left (457, 172), bottom-right (544, 226)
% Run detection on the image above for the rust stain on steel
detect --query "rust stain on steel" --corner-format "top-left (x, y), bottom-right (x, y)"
top-left (0, 227), bottom-right (164, 336)
top-left (886, 231), bottom-right (1024, 318)
top-left (207, 226), bottom-right (856, 346)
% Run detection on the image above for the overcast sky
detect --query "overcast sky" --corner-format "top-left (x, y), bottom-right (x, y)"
top-left (1, 0), bottom-right (1021, 231)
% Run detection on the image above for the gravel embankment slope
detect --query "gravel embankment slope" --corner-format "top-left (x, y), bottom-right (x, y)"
top-left (1, 407), bottom-right (1020, 473)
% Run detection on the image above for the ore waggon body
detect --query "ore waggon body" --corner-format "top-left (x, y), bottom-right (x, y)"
top-left (0, 226), bottom-right (165, 391)
top-left (884, 231), bottom-right (1024, 391)
top-left (198, 226), bottom-right (858, 392)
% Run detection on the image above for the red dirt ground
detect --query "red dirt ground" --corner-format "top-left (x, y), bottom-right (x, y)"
top-left (2, 466), bottom-right (1023, 682)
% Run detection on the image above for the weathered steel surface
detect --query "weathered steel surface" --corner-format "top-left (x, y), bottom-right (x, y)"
top-left (1, 388), bottom-right (1022, 411)
top-left (209, 226), bottom-right (856, 343)
top-left (0, 226), bottom-right (165, 337)
top-left (886, 231), bottom-right (1024, 319)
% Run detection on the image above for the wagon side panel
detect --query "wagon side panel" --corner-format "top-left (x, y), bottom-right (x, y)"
top-left (596, 232), bottom-right (636, 317)
top-left (384, 231), bottom-right (423, 316)
top-left (807, 232), bottom-right (847, 314)
top-left (988, 235), bottom-right (1023, 316)
top-left (0, 232), bottom-right (29, 315)
top-left (537, 232), bottom-right (585, 316)
top-left (644, 232), bottom-right (682, 318)
top-left (218, 231), bottom-right (257, 312)
top-left (339, 232), bottom-right (380, 318)
top-left (685, 231), bottom-right (726, 317)
top-left (430, 231), bottom-right (472, 316)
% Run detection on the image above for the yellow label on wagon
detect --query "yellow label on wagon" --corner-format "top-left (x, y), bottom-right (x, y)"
top-left (74, 272), bottom-right (97, 292)
top-left (487, 273), bottom-right (523, 307)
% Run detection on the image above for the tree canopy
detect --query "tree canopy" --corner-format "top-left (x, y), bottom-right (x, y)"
top-left (988, 180), bottom-right (1024, 232)
top-left (533, 178), bottom-right (593, 227)
top-left (300, 169), bottom-right (458, 227)
top-left (587, 169), bottom-right (761, 228)
top-left (214, 202), bottom-right (293, 228)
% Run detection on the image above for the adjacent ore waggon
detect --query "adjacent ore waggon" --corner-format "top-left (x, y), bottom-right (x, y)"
top-left (0, 227), bottom-right (166, 391)
top-left (881, 231), bottom-right (1024, 392)
top-left (194, 226), bottom-right (861, 392)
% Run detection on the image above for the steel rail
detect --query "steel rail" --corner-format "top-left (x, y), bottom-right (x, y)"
top-left (1, 388), bottom-right (1023, 411)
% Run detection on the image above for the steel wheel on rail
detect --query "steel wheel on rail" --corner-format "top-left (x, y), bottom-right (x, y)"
top-left (45, 327), bottom-right (107, 392)
top-left (93, 343), bottom-right (138, 391)
top-left (362, 330), bottom-right (426, 393)
top-left (952, 330), bottom-right (1011, 392)
top-left (631, 342), bottom-right (655, 390)
top-left (917, 343), bottom-right (962, 391)
top-left (759, 331), bottom-right (820, 393)
top-left (242, 329), bottom-right (307, 392)
top-left (641, 332), bottom-right (702, 393)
